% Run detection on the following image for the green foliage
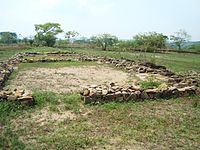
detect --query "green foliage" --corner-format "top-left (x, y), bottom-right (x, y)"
top-left (114, 40), bottom-right (138, 51)
top-left (170, 29), bottom-right (191, 50)
top-left (134, 32), bottom-right (168, 52)
top-left (0, 32), bottom-right (18, 44)
top-left (65, 31), bottom-right (79, 43)
top-left (187, 43), bottom-right (200, 52)
top-left (90, 33), bottom-right (118, 50)
top-left (139, 77), bottom-right (162, 89)
top-left (34, 22), bottom-right (63, 47)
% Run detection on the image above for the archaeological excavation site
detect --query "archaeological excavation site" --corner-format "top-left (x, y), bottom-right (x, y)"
top-left (1, 51), bottom-right (199, 105)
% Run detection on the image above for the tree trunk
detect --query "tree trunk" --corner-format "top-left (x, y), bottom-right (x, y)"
top-left (178, 44), bottom-right (181, 50)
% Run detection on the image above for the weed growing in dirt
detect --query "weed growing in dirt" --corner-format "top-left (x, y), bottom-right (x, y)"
top-left (139, 77), bottom-right (162, 89)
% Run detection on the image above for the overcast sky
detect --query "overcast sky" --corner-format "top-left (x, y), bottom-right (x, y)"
top-left (0, 0), bottom-right (200, 40)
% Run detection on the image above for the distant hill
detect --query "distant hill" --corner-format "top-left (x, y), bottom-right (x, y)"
top-left (184, 41), bottom-right (200, 47)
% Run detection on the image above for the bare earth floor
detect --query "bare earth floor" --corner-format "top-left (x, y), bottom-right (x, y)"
top-left (7, 65), bottom-right (130, 93)
top-left (6, 65), bottom-right (168, 93)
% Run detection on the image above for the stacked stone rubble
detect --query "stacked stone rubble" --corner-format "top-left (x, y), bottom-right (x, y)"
top-left (81, 83), bottom-right (197, 104)
top-left (0, 51), bottom-right (199, 105)
top-left (0, 89), bottom-right (34, 105)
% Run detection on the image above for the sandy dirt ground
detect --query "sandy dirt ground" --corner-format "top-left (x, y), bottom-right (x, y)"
top-left (6, 65), bottom-right (168, 93)
top-left (6, 65), bottom-right (131, 93)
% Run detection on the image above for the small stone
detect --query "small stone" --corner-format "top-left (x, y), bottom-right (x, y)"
top-left (115, 91), bottom-right (122, 95)
top-left (138, 67), bottom-right (146, 73)
top-left (83, 89), bottom-right (90, 96)
top-left (112, 86), bottom-right (120, 91)
top-left (90, 85), bottom-right (97, 88)
top-left (14, 91), bottom-right (23, 98)
top-left (18, 96), bottom-right (34, 105)
top-left (102, 90), bottom-right (108, 95)
top-left (129, 85), bottom-right (141, 91)
top-left (7, 95), bottom-right (17, 101)
top-left (110, 82), bottom-right (115, 87)
top-left (84, 96), bottom-right (93, 104)
top-left (140, 91), bottom-right (149, 100)
top-left (129, 93), bottom-right (137, 101)
top-left (122, 91), bottom-right (128, 95)
top-left (168, 86), bottom-right (178, 91)
top-left (134, 91), bottom-right (141, 99)
top-left (3, 91), bottom-right (13, 95)
top-left (108, 88), bottom-right (115, 94)
top-left (146, 89), bottom-right (158, 94)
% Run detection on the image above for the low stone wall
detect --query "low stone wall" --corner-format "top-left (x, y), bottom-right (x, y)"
top-left (80, 83), bottom-right (198, 104)
top-left (0, 89), bottom-right (34, 105)
top-left (0, 51), bottom-right (199, 105)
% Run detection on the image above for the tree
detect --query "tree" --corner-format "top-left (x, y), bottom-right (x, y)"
top-left (170, 29), bottom-right (191, 50)
top-left (114, 40), bottom-right (137, 51)
top-left (65, 31), bottom-right (79, 43)
top-left (0, 32), bottom-right (17, 44)
top-left (133, 32), bottom-right (168, 52)
top-left (90, 34), bottom-right (118, 50)
top-left (34, 22), bottom-right (63, 47)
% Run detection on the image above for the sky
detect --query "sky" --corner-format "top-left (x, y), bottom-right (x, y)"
top-left (0, 0), bottom-right (200, 40)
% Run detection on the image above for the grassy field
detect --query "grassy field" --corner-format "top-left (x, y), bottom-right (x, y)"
top-left (1, 47), bottom-right (200, 73)
top-left (0, 46), bottom-right (200, 149)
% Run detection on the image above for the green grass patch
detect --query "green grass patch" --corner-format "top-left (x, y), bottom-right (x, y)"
top-left (32, 90), bottom-right (81, 113)
top-left (139, 77), bottom-right (162, 89)
top-left (18, 61), bottom-right (96, 70)
top-left (73, 48), bottom-right (200, 73)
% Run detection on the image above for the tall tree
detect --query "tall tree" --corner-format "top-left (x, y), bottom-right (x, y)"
top-left (170, 29), bottom-right (191, 50)
top-left (90, 34), bottom-right (118, 50)
top-left (0, 32), bottom-right (17, 44)
top-left (34, 22), bottom-right (63, 47)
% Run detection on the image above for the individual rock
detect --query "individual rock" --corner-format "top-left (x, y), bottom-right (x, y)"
top-left (82, 89), bottom-right (90, 96)
top-left (3, 91), bottom-right (13, 96)
top-left (140, 91), bottom-right (149, 100)
top-left (7, 95), bottom-right (17, 101)
top-left (84, 96), bottom-right (93, 104)
top-left (129, 93), bottom-right (137, 101)
top-left (90, 85), bottom-right (97, 88)
top-left (110, 82), bottom-right (115, 87)
top-left (134, 91), bottom-right (141, 99)
top-left (18, 96), bottom-right (34, 105)
top-left (115, 91), bottom-right (122, 95)
top-left (111, 86), bottom-right (120, 90)
top-left (102, 90), bottom-right (108, 95)
top-left (146, 89), bottom-right (159, 99)
top-left (0, 91), bottom-right (7, 99)
top-left (146, 68), bottom-right (154, 73)
top-left (128, 85), bottom-right (141, 91)
top-left (138, 67), bottom-right (146, 73)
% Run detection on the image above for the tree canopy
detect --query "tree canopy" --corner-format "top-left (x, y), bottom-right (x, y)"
top-left (65, 31), bottom-right (79, 43)
top-left (133, 32), bottom-right (168, 52)
top-left (90, 34), bottom-right (118, 50)
top-left (0, 32), bottom-right (18, 44)
top-left (170, 29), bottom-right (191, 50)
top-left (34, 22), bottom-right (63, 47)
